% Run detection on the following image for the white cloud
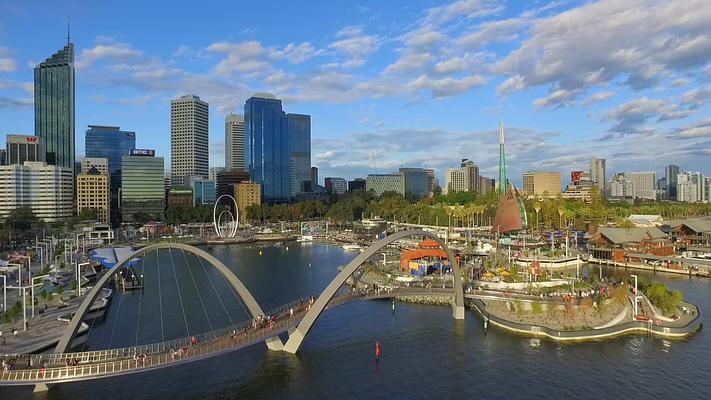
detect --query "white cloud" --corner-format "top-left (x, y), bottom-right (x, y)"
top-left (406, 74), bottom-right (486, 98)
top-left (603, 96), bottom-right (693, 134)
top-left (681, 86), bottom-right (711, 109)
top-left (495, 0), bottom-right (711, 99)
top-left (207, 41), bottom-right (270, 75)
top-left (423, 0), bottom-right (503, 26)
top-left (457, 18), bottom-right (527, 49)
top-left (383, 52), bottom-right (433, 74)
top-left (0, 47), bottom-right (17, 72)
top-left (533, 88), bottom-right (577, 109)
top-left (582, 91), bottom-right (615, 106)
top-left (269, 42), bottom-right (323, 64)
top-left (76, 43), bottom-right (142, 70)
top-left (329, 26), bottom-right (381, 68)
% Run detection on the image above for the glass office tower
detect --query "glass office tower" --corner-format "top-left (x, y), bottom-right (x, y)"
top-left (245, 93), bottom-right (290, 202)
top-left (34, 43), bottom-right (75, 169)
top-left (121, 150), bottom-right (165, 222)
top-left (86, 125), bottom-right (136, 225)
top-left (287, 113), bottom-right (311, 196)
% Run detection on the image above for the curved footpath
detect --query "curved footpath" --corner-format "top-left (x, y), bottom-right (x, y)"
top-left (468, 298), bottom-right (703, 342)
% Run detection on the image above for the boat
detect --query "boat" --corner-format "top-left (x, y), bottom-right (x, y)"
top-left (297, 235), bottom-right (314, 242)
top-left (342, 244), bottom-right (363, 251)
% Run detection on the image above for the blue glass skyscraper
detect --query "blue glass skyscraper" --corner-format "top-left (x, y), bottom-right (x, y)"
top-left (85, 125), bottom-right (136, 225)
top-left (245, 93), bottom-right (290, 202)
top-left (287, 113), bottom-right (311, 195)
top-left (34, 42), bottom-right (75, 169)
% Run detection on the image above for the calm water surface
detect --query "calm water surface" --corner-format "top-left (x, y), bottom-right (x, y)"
top-left (2, 243), bottom-right (710, 399)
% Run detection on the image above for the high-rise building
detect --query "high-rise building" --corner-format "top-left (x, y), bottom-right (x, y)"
top-left (167, 187), bottom-right (194, 208)
top-left (85, 125), bottom-right (136, 226)
top-left (677, 174), bottom-right (698, 203)
top-left (225, 113), bottom-right (245, 171)
top-left (424, 169), bottom-right (439, 197)
top-left (399, 168), bottom-right (429, 199)
top-left (677, 172), bottom-right (706, 203)
top-left (665, 165), bottom-right (680, 200)
top-left (77, 163), bottom-right (110, 223)
top-left (461, 159), bottom-right (479, 194)
top-left (622, 172), bottom-right (656, 200)
top-left (348, 178), bottom-right (366, 192)
top-left (589, 158), bottom-right (606, 194)
top-left (35, 42), bottom-right (74, 169)
top-left (188, 177), bottom-right (216, 206)
top-left (324, 177), bottom-right (347, 195)
top-left (209, 167), bottom-right (228, 182)
top-left (216, 170), bottom-right (250, 197)
top-left (5, 135), bottom-right (46, 165)
top-left (0, 161), bottom-right (73, 222)
top-left (610, 173), bottom-right (635, 198)
top-left (0, 150), bottom-right (5, 165)
top-left (171, 95), bottom-right (209, 186)
top-left (287, 113), bottom-right (311, 196)
top-left (245, 93), bottom-right (290, 202)
top-left (366, 174), bottom-right (405, 197)
top-left (121, 150), bottom-right (165, 222)
top-left (522, 172), bottom-right (561, 198)
top-left (479, 176), bottom-right (495, 195)
top-left (235, 182), bottom-right (261, 223)
top-left (310, 167), bottom-right (318, 191)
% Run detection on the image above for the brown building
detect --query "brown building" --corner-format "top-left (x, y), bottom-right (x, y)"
top-left (77, 167), bottom-right (110, 223)
top-left (522, 171), bottom-right (561, 198)
top-left (167, 186), bottom-right (193, 208)
top-left (217, 170), bottom-right (250, 197)
top-left (235, 182), bottom-right (261, 222)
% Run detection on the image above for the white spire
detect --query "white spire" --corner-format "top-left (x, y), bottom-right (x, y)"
top-left (499, 120), bottom-right (505, 144)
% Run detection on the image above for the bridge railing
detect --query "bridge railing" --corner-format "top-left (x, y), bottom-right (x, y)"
top-left (0, 307), bottom-right (307, 384)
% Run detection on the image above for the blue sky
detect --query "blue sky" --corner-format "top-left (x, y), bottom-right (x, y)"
top-left (0, 0), bottom-right (710, 187)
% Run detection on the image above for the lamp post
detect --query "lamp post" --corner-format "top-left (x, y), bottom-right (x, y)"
top-left (30, 274), bottom-right (48, 318)
top-left (0, 274), bottom-right (6, 313)
top-left (77, 262), bottom-right (91, 296)
top-left (630, 274), bottom-right (638, 295)
top-left (634, 295), bottom-right (643, 318)
top-left (19, 255), bottom-right (31, 286)
top-left (534, 204), bottom-right (541, 231)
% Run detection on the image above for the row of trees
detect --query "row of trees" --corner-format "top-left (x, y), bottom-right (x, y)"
top-left (242, 187), bottom-right (711, 229)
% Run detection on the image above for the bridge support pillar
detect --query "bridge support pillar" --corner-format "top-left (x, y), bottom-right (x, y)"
top-left (283, 329), bottom-right (304, 354)
top-left (33, 383), bottom-right (50, 393)
top-left (453, 305), bottom-right (465, 320)
top-left (265, 335), bottom-right (284, 351)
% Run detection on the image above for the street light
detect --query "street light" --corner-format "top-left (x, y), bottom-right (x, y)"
top-left (18, 255), bottom-right (31, 286)
top-left (30, 274), bottom-right (48, 318)
top-left (0, 274), bottom-right (6, 313)
top-left (634, 295), bottom-right (643, 318)
top-left (77, 262), bottom-right (91, 296)
top-left (630, 274), bottom-right (638, 295)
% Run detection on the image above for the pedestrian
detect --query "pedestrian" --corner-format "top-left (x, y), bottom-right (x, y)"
top-left (289, 308), bottom-right (293, 318)
top-left (191, 336), bottom-right (197, 346)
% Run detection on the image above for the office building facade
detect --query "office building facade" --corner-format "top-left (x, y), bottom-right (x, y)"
top-left (445, 160), bottom-right (478, 194)
top-left (171, 95), bottom-right (209, 186)
top-left (589, 158), bottom-right (606, 194)
top-left (245, 93), bottom-right (290, 202)
top-left (35, 43), bottom-right (75, 169)
top-left (522, 172), bottom-right (561, 198)
top-left (121, 150), bottom-right (165, 222)
top-left (225, 113), bottom-right (245, 171)
top-left (348, 178), bottom-right (366, 192)
top-left (287, 113), bottom-right (311, 196)
top-left (0, 162), bottom-right (73, 222)
top-left (235, 182), bottom-right (261, 223)
top-left (399, 168), bottom-right (429, 199)
top-left (665, 165), bottom-right (680, 200)
top-left (189, 178), bottom-right (217, 206)
top-left (5, 135), bottom-right (46, 165)
top-left (622, 172), bottom-right (656, 200)
top-left (366, 174), bottom-right (405, 197)
top-left (324, 177), bottom-right (347, 195)
top-left (216, 170), bottom-right (250, 197)
top-left (77, 166), bottom-right (110, 223)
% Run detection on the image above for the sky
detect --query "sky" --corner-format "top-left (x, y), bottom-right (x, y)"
top-left (0, 0), bottom-right (710, 187)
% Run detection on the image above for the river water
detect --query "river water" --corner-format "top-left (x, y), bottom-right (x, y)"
top-left (2, 242), bottom-right (710, 399)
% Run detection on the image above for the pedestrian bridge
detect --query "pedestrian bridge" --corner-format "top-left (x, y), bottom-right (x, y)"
top-left (0, 230), bottom-right (464, 388)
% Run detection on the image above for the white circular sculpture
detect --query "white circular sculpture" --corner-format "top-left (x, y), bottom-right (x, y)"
top-left (213, 195), bottom-right (239, 238)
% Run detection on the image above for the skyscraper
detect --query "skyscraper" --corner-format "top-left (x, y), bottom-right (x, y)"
top-left (287, 113), bottom-right (311, 196)
top-left (498, 121), bottom-right (507, 195)
top-left (244, 93), bottom-right (290, 202)
top-left (34, 42), bottom-right (75, 169)
top-left (121, 149), bottom-right (165, 222)
top-left (622, 172), bottom-right (656, 200)
top-left (665, 164), bottom-right (680, 200)
top-left (171, 95), bottom-right (209, 186)
top-left (225, 113), bottom-right (245, 171)
top-left (590, 158), bottom-right (606, 194)
top-left (85, 125), bottom-right (136, 226)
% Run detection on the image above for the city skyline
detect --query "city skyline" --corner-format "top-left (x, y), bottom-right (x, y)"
top-left (0, 1), bottom-right (710, 186)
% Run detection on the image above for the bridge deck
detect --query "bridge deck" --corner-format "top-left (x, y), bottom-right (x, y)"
top-left (0, 288), bottom-right (452, 385)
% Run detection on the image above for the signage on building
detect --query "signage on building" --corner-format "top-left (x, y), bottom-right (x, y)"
top-left (129, 149), bottom-right (155, 156)
top-left (26, 137), bottom-right (38, 143)
top-left (571, 171), bottom-right (584, 183)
